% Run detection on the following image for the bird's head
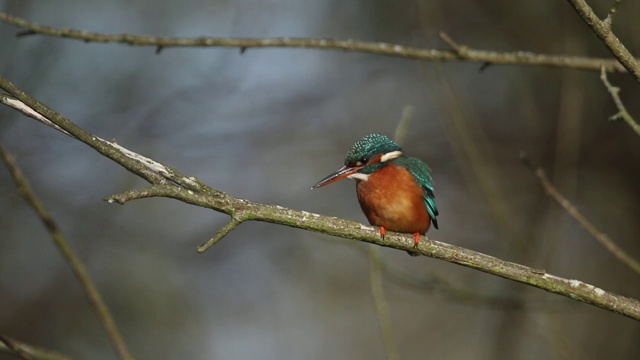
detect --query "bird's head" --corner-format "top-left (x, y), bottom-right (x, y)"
top-left (312, 134), bottom-right (403, 188)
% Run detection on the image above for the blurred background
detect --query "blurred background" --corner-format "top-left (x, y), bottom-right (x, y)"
top-left (1, 0), bottom-right (640, 359)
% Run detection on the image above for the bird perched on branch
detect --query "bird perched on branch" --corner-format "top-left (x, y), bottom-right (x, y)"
top-left (312, 134), bottom-right (438, 254)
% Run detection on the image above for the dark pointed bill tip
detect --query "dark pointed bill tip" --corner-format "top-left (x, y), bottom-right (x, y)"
top-left (311, 165), bottom-right (362, 189)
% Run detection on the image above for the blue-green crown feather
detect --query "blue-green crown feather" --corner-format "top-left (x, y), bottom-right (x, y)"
top-left (344, 134), bottom-right (402, 166)
top-left (345, 134), bottom-right (439, 229)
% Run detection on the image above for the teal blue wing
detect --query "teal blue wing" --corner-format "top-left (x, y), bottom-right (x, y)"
top-left (395, 157), bottom-right (439, 229)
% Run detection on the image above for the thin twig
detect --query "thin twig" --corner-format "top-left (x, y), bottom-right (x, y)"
top-left (0, 11), bottom-right (628, 73)
top-left (0, 335), bottom-right (37, 360)
top-left (599, 67), bottom-right (640, 136)
top-left (0, 92), bottom-right (74, 137)
top-left (0, 335), bottom-right (75, 360)
top-left (392, 105), bottom-right (414, 147)
top-left (197, 215), bottom-right (246, 252)
top-left (565, 0), bottom-right (640, 83)
top-left (438, 32), bottom-right (467, 55)
top-left (604, 0), bottom-right (624, 27)
top-left (369, 247), bottom-right (400, 360)
top-left (0, 145), bottom-right (134, 360)
top-left (105, 186), bottom-right (174, 204)
top-left (1, 74), bottom-right (640, 321)
top-left (521, 154), bottom-right (640, 275)
top-left (336, 238), bottom-right (570, 310)
top-left (366, 110), bottom-right (416, 360)
top-left (420, 56), bottom-right (519, 246)
top-left (381, 264), bottom-right (571, 311)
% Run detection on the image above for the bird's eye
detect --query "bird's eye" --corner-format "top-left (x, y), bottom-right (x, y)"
top-left (360, 158), bottom-right (368, 164)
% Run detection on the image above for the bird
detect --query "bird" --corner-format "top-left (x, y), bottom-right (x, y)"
top-left (312, 133), bottom-right (438, 253)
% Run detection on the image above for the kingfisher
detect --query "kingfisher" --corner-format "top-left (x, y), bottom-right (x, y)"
top-left (312, 133), bottom-right (438, 251)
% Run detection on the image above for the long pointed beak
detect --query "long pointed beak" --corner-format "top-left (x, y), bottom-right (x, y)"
top-left (311, 165), bottom-right (362, 189)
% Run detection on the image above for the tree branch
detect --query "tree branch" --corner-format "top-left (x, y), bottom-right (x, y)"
top-left (0, 11), bottom-right (628, 73)
top-left (0, 334), bottom-right (37, 360)
top-left (565, 0), bottom-right (640, 82)
top-left (2, 75), bottom-right (640, 321)
top-left (603, 0), bottom-right (624, 27)
top-left (369, 247), bottom-right (400, 360)
top-left (521, 154), bottom-right (640, 275)
top-left (366, 111), bottom-right (414, 360)
top-left (599, 66), bottom-right (640, 136)
top-left (198, 215), bottom-right (247, 252)
top-left (345, 239), bottom-right (572, 310)
top-left (0, 335), bottom-right (74, 360)
top-left (0, 144), bottom-right (134, 360)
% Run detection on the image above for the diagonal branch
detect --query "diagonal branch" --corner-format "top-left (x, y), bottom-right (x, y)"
top-left (369, 247), bottom-right (400, 360)
top-left (565, 0), bottom-right (640, 83)
top-left (0, 144), bottom-right (134, 360)
top-left (0, 334), bottom-right (74, 360)
top-left (0, 334), bottom-right (37, 360)
top-left (521, 154), bottom-right (640, 275)
top-left (366, 110), bottom-right (414, 360)
top-left (603, 0), bottom-right (624, 27)
top-left (599, 66), bottom-right (640, 136)
top-left (0, 11), bottom-right (628, 73)
top-left (197, 215), bottom-right (247, 252)
top-left (1, 75), bottom-right (640, 321)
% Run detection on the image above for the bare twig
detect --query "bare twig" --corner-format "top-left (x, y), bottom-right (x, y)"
top-left (420, 55), bottom-right (519, 246)
top-left (381, 264), bottom-right (571, 311)
top-left (198, 215), bottom-right (247, 252)
top-left (604, 0), bottom-right (624, 27)
top-left (0, 337), bottom-right (75, 360)
top-left (106, 186), bottom-right (175, 204)
top-left (0, 335), bottom-right (37, 360)
top-left (0, 335), bottom-right (74, 360)
top-left (0, 145), bottom-right (134, 360)
top-left (392, 105), bottom-right (414, 147)
top-left (1, 75), bottom-right (640, 321)
top-left (0, 11), bottom-right (628, 73)
top-left (438, 32), bottom-right (467, 56)
top-left (521, 154), bottom-right (640, 275)
top-left (344, 239), bottom-right (571, 310)
top-left (599, 67), bottom-right (640, 136)
top-left (565, 0), bottom-right (640, 83)
top-left (366, 111), bottom-right (415, 360)
top-left (0, 93), bottom-right (73, 137)
top-left (369, 247), bottom-right (400, 360)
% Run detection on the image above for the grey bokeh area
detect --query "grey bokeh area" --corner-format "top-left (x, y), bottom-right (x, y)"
top-left (2, 1), bottom-right (640, 359)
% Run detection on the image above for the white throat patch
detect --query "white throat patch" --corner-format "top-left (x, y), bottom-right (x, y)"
top-left (347, 173), bottom-right (371, 181)
top-left (380, 150), bottom-right (403, 162)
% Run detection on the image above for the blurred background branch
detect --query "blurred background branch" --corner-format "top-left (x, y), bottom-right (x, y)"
top-left (0, 335), bottom-right (74, 360)
top-left (366, 106), bottom-right (414, 360)
top-left (0, 145), bottom-right (134, 360)
top-left (0, 334), bottom-right (37, 360)
top-left (369, 246), bottom-right (400, 360)
top-left (0, 11), bottom-right (630, 73)
top-left (522, 154), bottom-right (640, 275)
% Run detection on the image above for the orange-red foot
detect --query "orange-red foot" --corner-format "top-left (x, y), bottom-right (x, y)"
top-left (379, 226), bottom-right (387, 239)
top-left (413, 233), bottom-right (421, 248)
top-left (407, 233), bottom-right (421, 256)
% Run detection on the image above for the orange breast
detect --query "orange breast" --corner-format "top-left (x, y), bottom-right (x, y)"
top-left (355, 163), bottom-right (431, 234)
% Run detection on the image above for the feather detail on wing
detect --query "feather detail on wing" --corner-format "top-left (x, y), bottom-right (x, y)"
top-left (393, 157), bottom-right (439, 229)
